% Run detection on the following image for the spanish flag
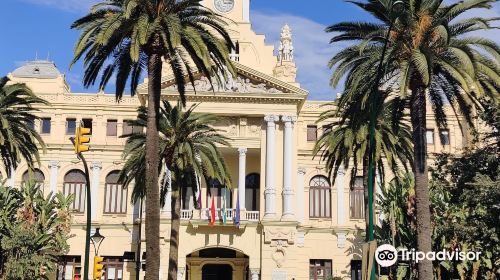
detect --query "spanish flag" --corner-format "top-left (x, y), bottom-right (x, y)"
top-left (209, 195), bottom-right (215, 226)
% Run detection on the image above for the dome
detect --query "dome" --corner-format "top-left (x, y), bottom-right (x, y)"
top-left (11, 60), bottom-right (61, 79)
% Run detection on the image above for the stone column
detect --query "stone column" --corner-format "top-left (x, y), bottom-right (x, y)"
top-left (243, 0), bottom-right (250, 22)
top-left (297, 167), bottom-right (306, 225)
top-left (281, 116), bottom-right (297, 220)
top-left (336, 169), bottom-right (346, 225)
top-left (48, 161), bottom-right (60, 193)
top-left (7, 167), bottom-right (15, 188)
top-left (90, 161), bottom-right (102, 221)
top-left (264, 115), bottom-right (278, 220)
top-left (162, 168), bottom-right (172, 218)
top-left (250, 268), bottom-right (260, 280)
top-left (238, 148), bottom-right (247, 210)
top-left (177, 267), bottom-right (185, 280)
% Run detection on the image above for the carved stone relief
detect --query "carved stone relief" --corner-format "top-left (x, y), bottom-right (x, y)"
top-left (163, 74), bottom-right (284, 94)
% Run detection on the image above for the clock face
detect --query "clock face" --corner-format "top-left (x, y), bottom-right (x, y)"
top-left (214, 0), bottom-right (234, 13)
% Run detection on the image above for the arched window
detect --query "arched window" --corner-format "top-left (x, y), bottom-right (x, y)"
top-left (64, 170), bottom-right (87, 213)
top-left (104, 171), bottom-right (127, 214)
top-left (309, 175), bottom-right (331, 218)
top-left (245, 173), bottom-right (260, 211)
top-left (22, 169), bottom-right (45, 189)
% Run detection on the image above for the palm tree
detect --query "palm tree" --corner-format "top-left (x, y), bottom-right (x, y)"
top-left (0, 77), bottom-right (47, 177)
top-left (71, 1), bottom-right (235, 278)
top-left (0, 182), bottom-right (73, 279)
top-left (314, 92), bottom-right (413, 227)
top-left (119, 101), bottom-right (232, 280)
top-left (326, 0), bottom-right (499, 277)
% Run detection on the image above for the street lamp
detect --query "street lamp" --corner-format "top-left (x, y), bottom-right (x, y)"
top-left (90, 227), bottom-right (105, 255)
top-left (366, 1), bottom-right (404, 280)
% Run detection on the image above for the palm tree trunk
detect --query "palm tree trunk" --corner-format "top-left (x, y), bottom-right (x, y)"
top-left (168, 187), bottom-right (181, 280)
top-left (363, 157), bottom-right (369, 237)
top-left (145, 53), bottom-right (162, 280)
top-left (409, 81), bottom-right (433, 279)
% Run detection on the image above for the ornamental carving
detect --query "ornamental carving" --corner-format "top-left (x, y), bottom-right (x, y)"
top-left (163, 74), bottom-right (284, 94)
top-left (264, 227), bottom-right (295, 244)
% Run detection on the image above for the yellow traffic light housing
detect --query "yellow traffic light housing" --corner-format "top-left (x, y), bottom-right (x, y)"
top-left (75, 126), bottom-right (91, 154)
top-left (93, 256), bottom-right (104, 279)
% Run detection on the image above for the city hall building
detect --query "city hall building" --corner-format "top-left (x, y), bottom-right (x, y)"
top-left (2, 1), bottom-right (471, 280)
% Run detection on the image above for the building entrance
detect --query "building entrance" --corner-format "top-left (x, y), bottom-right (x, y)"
top-left (202, 264), bottom-right (232, 280)
top-left (186, 247), bottom-right (248, 280)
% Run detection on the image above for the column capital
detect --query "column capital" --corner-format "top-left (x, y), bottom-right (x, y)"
top-left (250, 268), bottom-right (260, 280)
top-left (91, 161), bottom-right (103, 170)
top-left (264, 114), bottom-right (279, 123)
top-left (49, 160), bottom-right (60, 168)
top-left (281, 115), bottom-right (297, 123)
top-left (298, 167), bottom-right (307, 175)
top-left (238, 147), bottom-right (248, 155)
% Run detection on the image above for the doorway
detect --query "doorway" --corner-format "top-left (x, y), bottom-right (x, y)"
top-left (202, 264), bottom-right (232, 280)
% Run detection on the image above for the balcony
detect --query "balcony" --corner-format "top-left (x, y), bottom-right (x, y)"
top-left (180, 208), bottom-right (260, 223)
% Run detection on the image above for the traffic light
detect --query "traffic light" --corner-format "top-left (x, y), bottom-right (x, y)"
top-left (73, 266), bottom-right (82, 280)
top-left (93, 256), bottom-right (104, 279)
top-left (75, 126), bottom-right (91, 154)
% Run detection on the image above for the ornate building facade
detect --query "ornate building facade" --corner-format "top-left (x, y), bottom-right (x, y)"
top-left (2, 1), bottom-right (472, 280)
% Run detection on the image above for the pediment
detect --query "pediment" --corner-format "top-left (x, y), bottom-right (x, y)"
top-left (157, 62), bottom-right (308, 96)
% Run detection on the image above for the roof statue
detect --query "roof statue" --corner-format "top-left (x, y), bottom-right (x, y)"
top-left (277, 24), bottom-right (294, 63)
top-left (273, 24), bottom-right (298, 86)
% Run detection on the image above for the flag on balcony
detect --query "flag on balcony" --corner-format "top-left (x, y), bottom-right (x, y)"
top-left (209, 195), bottom-right (215, 226)
top-left (234, 196), bottom-right (240, 227)
top-left (222, 188), bottom-right (227, 224)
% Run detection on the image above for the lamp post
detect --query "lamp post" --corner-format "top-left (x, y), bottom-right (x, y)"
top-left (90, 228), bottom-right (105, 255)
top-left (367, 1), bottom-right (404, 280)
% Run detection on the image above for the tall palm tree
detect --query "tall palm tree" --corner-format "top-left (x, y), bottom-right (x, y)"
top-left (326, 0), bottom-right (499, 277)
top-left (119, 101), bottom-right (232, 280)
top-left (0, 77), bottom-right (47, 177)
top-left (314, 92), bottom-right (413, 227)
top-left (71, 1), bottom-right (235, 278)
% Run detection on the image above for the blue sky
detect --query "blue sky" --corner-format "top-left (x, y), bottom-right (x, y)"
top-left (0, 0), bottom-right (498, 100)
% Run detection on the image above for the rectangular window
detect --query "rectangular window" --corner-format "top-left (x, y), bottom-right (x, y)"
top-left (103, 258), bottom-right (124, 280)
top-left (426, 129), bottom-right (434, 145)
top-left (107, 120), bottom-right (118, 136)
top-left (56, 256), bottom-right (81, 280)
top-left (82, 118), bottom-right (93, 135)
top-left (64, 183), bottom-right (86, 213)
top-left (351, 260), bottom-right (362, 280)
top-left (27, 116), bottom-right (35, 130)
top-left (122, 120), bottom-right (132, 136)
top-left (307, 125), bottom-right (318, 142)
top-left (104, 183), bottom-right (128, 214)
top-left (41, 118), bottom-right (51, 134)
top-left (66, 118), bottom-right (76, 135)
top-left (350, 177), bottom-right (365, 219)
top-left (440, 130), bottom-right (450, 145)
top-left (309, 259), bottom-right (332, 280)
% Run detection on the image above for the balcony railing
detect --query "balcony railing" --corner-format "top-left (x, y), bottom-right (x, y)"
top-left (178, 208), bottom-right (260, 222)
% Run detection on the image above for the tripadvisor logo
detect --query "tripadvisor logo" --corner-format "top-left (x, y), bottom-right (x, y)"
top-left (375, 244), bottom-right (482, 267)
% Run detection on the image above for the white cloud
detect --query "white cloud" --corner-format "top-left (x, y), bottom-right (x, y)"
top-left (21, 0), bottom-right (98, 12)
top-left (251, 11), bottom-right (343, 101)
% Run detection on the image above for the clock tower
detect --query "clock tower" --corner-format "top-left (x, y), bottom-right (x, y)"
top-left (202, 0), bottom-right (250, 23)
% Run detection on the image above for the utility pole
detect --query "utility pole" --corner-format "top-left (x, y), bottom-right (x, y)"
top-left (71, 124), bottom-right (91, 280)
